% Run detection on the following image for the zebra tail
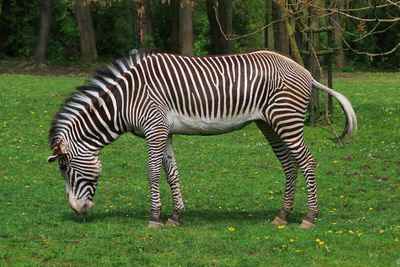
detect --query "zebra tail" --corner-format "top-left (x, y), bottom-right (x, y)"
top-left (311, 79), bottom-right (357, 142)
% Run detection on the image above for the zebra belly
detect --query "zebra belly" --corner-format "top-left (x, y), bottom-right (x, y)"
top-left (167, 111), bottom-right (261, 135)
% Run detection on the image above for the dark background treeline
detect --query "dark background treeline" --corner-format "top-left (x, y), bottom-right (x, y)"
top-left (0, 0), bottom-right (399, 70)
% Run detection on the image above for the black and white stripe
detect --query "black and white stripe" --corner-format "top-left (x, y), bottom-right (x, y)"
top-left (49, 49), bottom-right (357, 227)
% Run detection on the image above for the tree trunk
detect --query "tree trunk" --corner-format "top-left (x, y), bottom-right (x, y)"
top-left (33, 0), bottom-right (51, 65)
top-left (331, 0), bottom-right (346, 70)
top-left (206, 0), bottom-right (221, 54)
top-left (309, 0), bottom-right (322, 126)
top-left (272, 2), bottom-right (289, 55)
top-left (75, 0), bottom-right (97, 64)
top-left (265, 0), bottom-right (274, 49)
top-left (181, 0), bottom-right (193, 56)
top-left (218, 0), bottom-right (233, 54)
top-left (139, 0), bottom-right (154, 48)
top-left (279, 5), bottom-right (303, 66)
top-left (171, 0), bottom-right (180, 53)
top-left (0, 0), bottom-right (11, 54)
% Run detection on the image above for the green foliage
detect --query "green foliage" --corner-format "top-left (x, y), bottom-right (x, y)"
top-left (0, 73), bottom-right (400, 265)
top-left (193, 1), bottom-right (211, 56)
top-left (47, 1), bottom-right (80, 64)
top-left (92, 1), bottom-right (139, 59)
top-left (232, 0), bottom-right (265, 52)
top-left (0, 1), bottom-right (399, 68)
top-left (341, 65), bottom-right (354, 73)
top-left (0, 1), bottom-right (40, 59)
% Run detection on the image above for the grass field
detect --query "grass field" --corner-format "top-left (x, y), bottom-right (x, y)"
top-left (0, 72), bottom-right (399, 265)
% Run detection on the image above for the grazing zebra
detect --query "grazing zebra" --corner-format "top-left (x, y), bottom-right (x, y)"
top-left (48, 49), bottom-right (356, 228)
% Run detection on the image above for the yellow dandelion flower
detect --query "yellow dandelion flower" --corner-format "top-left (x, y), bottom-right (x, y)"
top-left (394, 238), bottom-right (399, 242)
top-left (277, 225), bottom-right (286, 229)
top-left (290, 239), bottom-right (295, 242)
top-left (379, 230), bottom-right (384, 234)
top-left (264, 236), bottom-right (270, 239)
top-left (336, 230), bottom-right (343, 234)
top-left (282, 244), bottom-right (287, 248)
top-left (218, 206), bottom-right (222, 209)
top-left (357, 233), bottom-right (363, 237)
top-left (319, 241), bottom-right (325, 245)
top-left (369, 208), bottom-right (374, 211)
top-left (25, 185), bottom-right (30, 188)
top-left (349, 230), bottom-right (354, 234)
top-left (333, 160), bottom-right (338, 164)
top-left (315, 238), bottom-right (321, 242)
top-left (295, 249), bottom-right (301, 253)
top-left (228, 227), bottom-right (235, 231)
top-left (328, 230), bottom-right (332, 233)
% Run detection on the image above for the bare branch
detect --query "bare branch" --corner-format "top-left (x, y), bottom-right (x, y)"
top-left (213, 6), bottom-right (281, 41)
top-left (297, 1), bottom-right (400, 22)
top-left (342, 36), bottom-right (400, 56)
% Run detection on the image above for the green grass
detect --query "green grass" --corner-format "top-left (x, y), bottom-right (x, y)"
top-left (0, 72), bottom-right (399, 265)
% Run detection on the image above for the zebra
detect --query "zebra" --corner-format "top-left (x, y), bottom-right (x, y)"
top-left (48, 49), bottom-right (357, 229)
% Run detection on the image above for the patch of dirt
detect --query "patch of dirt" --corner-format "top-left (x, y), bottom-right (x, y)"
top-left (0, 60), bottom-right (100, 77)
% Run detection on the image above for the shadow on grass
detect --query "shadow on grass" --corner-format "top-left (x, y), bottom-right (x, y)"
top-left (61, 207), bottom-right (306, 225)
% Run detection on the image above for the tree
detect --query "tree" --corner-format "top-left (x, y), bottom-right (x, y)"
top-left (218, 0), bottom-right (233, 54)
top-left (181, 0), bottom-right (193, 56)
top-left (206, 0), bottom-right (233, 54)
top-left (75, 0), bottom-right (97, 64)
top-left (139, 0), bottom-right (154, 48)
top-left (264, 0), bottom-right (274, 49)
top-left (272, 3), bottom-right (289, 55)
top-left (0, 0), bottom-right (11, 56)
top-left (331, 0), bottom-right (346, 70)
top-left (171, 0), bottom-right (180, 53)
top-left (206, 0), bottom-right (221, 54)
top-left (33, 0), bottom-right (51, 64)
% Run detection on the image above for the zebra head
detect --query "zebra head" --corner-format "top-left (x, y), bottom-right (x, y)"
top-left (48, 137), bottom-right (102, 215)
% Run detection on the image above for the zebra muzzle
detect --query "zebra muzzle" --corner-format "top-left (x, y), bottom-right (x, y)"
top-left (67, 194), bottom-right (94, 215)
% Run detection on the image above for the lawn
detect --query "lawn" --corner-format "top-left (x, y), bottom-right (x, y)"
top-left (0, 72), bottom-right (399, 265)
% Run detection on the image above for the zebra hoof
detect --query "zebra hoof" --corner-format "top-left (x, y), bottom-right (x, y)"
top-left (272, 216), bottom-right (287, 226)
top-left (300, 219), bottom-right (315, 229)
top-left (148, 220), bottom-right (164, 228)
top-left (165, 218), bottom-right (181, 227)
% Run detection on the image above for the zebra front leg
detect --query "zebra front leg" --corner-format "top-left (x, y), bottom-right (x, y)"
top-left (146, 126), bottom-right (169, 228)
top-left (163, 136), bottom-right (184, 226)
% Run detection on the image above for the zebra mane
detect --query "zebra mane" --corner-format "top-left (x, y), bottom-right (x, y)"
top-left (48, 49), bottom-right (156, 148)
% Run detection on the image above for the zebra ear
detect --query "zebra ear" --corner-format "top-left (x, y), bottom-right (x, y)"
top-left (47, 138), bottom-right (68, 163)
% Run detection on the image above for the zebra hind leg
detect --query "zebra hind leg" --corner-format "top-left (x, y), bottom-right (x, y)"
top-left (163, 136), bottom-right (185, 226)
top-left (280, 134), bottom-right (318, 228)
top-left (256, 121), bottom-right (298, 225)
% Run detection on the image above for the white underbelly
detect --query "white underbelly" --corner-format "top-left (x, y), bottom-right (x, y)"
top-left (167, 111), bottom-right (261, 135)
